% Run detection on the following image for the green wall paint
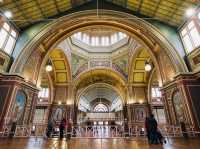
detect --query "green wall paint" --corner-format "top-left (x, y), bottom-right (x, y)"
top-left (148, 20), bottom-right (186, 57)
top-left (12, 22), bottom-right (48, 59)
top-left (12, 19), bottom-right (186, 60)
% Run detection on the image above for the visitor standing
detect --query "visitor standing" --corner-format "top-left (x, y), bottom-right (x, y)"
top-left (59, 118), bottom-right (66, 139)
top-left (149, 114), bottom-right (158, 144)
top-left (145, 117), bottom-right (150, 142)
top-left (46, 120), bottom-right (54, 138)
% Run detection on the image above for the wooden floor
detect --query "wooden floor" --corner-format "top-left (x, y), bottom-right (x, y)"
top-left (0, 138), bottom-right (200, 149)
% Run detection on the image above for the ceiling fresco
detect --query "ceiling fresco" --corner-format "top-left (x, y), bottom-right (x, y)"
top-left (71, 53), bottom-right (88, 77)
top-left (49, 49), bottom-right (69, 84)
top-left (130, 48), bottom-right (151, 84)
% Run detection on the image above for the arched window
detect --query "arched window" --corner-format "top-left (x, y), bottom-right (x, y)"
top-left (72, 32), bottom-right (127, 47)
top-left (38, 88), bottom-right (49, 98)
top-left (151, 87), bottom-right (162, 102)
top-left (93, 103), bottom-right (108, 112)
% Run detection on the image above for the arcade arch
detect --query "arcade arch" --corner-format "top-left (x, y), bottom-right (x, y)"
top-left (7, 10), bottom-right (192, 127)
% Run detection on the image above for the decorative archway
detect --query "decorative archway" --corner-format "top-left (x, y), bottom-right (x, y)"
top-left (8, 10), bottom-right (191, 127)
top-left (73, 68), bottom-right (127, 104)
top-left (10, 10), bottom-right (187, 79)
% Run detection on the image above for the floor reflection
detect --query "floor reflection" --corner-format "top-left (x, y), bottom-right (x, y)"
top-left (0, 138), bottom-right (200, 149)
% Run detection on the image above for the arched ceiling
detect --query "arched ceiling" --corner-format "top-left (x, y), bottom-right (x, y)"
top-left (11, 12), bottom-right (188, 78)
top-left (70, 28), bottom-right (129, 53)
top-left (130, 48), bottom-right (151, 84)
top-left (78, 83), bottom-right (123, 112)
top-left (80, 86), bottom-right (119, 103)
top-left (49, 49), bottom-right (69, 84)
top-left (74, 68), bottom-right (127, 96)
top-left (13, 9), bottom-right (188, 96)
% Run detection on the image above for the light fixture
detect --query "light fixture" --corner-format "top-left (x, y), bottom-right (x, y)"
top-left (186, 8), bottom-right (195, 17)
top-left (58, 101), bottom-right (61, 105)
top-left (139, 100), bottom-right (144, 104)
top-left (144, 61), bottom-right (152, 72)
top-left (4, 10), bottom-right (12, 18)
top-left (45, 59), bottom-right (53, 72)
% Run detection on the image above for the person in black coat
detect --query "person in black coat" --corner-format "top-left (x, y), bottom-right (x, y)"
top-left (148, 114), bottom-right (158, 144)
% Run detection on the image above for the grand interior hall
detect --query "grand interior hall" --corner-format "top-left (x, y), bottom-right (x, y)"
top-left (0, 0), bottom-right (200, 149)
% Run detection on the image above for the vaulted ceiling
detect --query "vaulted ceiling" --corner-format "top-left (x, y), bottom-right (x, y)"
top-left (80, 85), bottom-right (120, 103)
top-left (49, 49), bottom-right (69, 84)
top-left (0, 0), bottom-right (199, 29)
top-left (131, 49), bottom-right (151, 84)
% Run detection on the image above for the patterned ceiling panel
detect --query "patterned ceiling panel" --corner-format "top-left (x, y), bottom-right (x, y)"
top-left (53, 60), bottom-right (66, 70)
top-left (138, 49), bottom-right (149, 58)
top-left (111, 0), bottom-right (199, 26)
top-left (135, 60), bottom-right (145, 70)
top-left (132, 49), bottom-right (150, 83)
top-left (49, 49), bottom-right (69, 84)
top-left (56, 72), bottom-right (67, 83)
top-left (133, 72), bottom-right (144, 82)
top-left (0, 0), bottom-right (198, 29)
top-left (0, 0), bottom-right (89, 28)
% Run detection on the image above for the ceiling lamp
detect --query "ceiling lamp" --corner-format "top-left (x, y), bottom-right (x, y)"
top-left (45, 60), bottom-right (53, 72)
top-left (144, 61), bottom-right (152, 72)
top-left (186, 8), bottom-right (195, 17)
top-left (4, 11), bottom-right (12, 19)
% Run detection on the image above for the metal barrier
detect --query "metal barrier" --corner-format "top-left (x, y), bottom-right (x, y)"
top-left (0, 124), bottom-right (199, 139)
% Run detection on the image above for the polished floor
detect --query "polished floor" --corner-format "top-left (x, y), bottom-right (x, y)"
top-left (0, 138), bottom-right (200, 149)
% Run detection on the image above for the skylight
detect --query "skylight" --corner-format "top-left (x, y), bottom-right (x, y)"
top-left (72, 31), bottom-right (127, 47)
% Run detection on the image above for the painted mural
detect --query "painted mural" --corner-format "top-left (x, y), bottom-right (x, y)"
top-left (12, 90), bottom-right (26, 124)
top-left (51, 106), bottom-right (66, 122)
top-left (135, 107), bottom-right (146, 122)
top-left (173, 91), bottom-right (185, 123)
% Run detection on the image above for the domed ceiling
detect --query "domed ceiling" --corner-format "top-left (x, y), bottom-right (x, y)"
top-left (70, 28), bottom-right (129, 53)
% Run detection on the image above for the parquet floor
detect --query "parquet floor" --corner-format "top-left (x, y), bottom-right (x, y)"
top-left (0, 138), bottom-right (200, 149)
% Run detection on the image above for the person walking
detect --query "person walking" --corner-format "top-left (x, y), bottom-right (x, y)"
top-left (59, 118), bottom-right (66, 139)
top-left (9, 119), bottom-right (17, 138)
top-left (145, 117), bottom-right (150, 142)
top-left (66, 119), bottom-right (72, 140)
top-left (148, 114), bottom-right (158, 144)
top-left (46, 120), bottom-right (54, 138)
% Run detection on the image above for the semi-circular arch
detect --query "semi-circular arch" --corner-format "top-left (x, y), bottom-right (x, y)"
top-left (10, 10), bottom-right (188, 79)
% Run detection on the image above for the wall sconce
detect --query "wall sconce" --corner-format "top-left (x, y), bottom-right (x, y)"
top-left (45, 59), bottom-right (53, 72)
top-left (144, 61), bottom-right (152, 72)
